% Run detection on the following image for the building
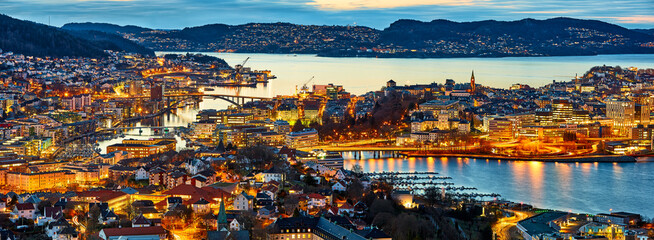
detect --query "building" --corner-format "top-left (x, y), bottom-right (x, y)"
top-left (106, 138), bottom-right (176, 158)
top-left (233, 191), bottom-right (254, 211)
top-left (552, 98), bottom-right (574, 123)
top-left (269, 216), bottom-right (390, 240)
top-left (286, 128), bottom-right (319, 148)
top-left (606, 98), bottom-right (635, 136)
top-left (6, 170), bottom-right (75, 191)
top-left (517, 211), bottom-right (569, 240)
top-left (488, 118), bottom-right (518, 140)
top-left (11, 203), bottom-right (37, 221)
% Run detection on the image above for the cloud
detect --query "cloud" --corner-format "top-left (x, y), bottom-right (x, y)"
top-left (306, 0), bottom-right (484, 10)
top-left (512, 10), bottom-right (582, 14)
top-left (591, 15), bottom-right (654, 24)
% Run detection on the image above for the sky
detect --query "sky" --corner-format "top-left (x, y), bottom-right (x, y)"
top-left (1, 0), bottom-right (653, 30)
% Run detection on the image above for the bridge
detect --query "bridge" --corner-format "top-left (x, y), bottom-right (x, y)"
top-left (105, 93), bottom-right (272, 107)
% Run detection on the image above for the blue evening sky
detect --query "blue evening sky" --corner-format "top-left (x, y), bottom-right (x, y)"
top-left (1, 0), bottom-right (653, 29)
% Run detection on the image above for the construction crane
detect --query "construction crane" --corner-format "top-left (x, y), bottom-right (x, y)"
top-left (300, 76), bottom-right (315, 93)
top-left (234, 57), bottom-right (250, 73)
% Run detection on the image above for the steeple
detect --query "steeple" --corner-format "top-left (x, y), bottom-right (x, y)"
top-left (216, 137), bottom-right (225, 153)
top-left (217, 197), bottom-right (227, 230)
top-left (470, 70), bottom-right (476, 94)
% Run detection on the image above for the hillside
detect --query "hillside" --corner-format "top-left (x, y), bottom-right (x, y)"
top-left (0, 14), bottom-right (109, 58)
top-left (376, 17), bottom-right (654, 57)
top-left (62, 22), bottom-right (152, 35)
top-left (64, 30), bottom-right (155, 56)
top-left (0, 14), bottom-right (155, 58)
top-left (632, 28), bottom-right (654, 36)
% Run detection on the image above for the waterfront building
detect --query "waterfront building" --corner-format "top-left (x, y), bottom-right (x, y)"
top-left (517, 212), bottom-right (569, 240)
top-left (286, 128), bottom-right (319, 148)
top-left (488, 118), bottom-right (519, 140)
top-left (606, 97), bottom-right (635, 136)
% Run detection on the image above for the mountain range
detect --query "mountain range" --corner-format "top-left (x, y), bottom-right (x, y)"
top-left (2, 13), bottom-right (653, 58)
top-left (62, 18), bottom-right (654, 58)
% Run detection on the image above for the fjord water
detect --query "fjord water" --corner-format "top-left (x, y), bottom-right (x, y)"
top-left (162, 52), bottom-right (654, 96)
top-left (134, 52), bottom-right (654, 216)
top-left (343, 154), bottom-right (654, 218)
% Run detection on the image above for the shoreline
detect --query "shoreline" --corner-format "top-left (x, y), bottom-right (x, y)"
top-left (397, 153), bottom-right (637, 163)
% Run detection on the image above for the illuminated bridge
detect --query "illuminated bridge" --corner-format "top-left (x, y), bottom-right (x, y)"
top-left (109, 93), bottom-right (272, 107)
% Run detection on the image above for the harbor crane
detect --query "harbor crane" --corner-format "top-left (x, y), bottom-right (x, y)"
top-left (234, 57), bottom-right (250, 73)
top-left (233, 57), bottom-right (250, 81)
top-left (300, 76), bottom-right (315, 93)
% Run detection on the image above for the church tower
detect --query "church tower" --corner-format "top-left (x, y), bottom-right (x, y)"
top-left (470, 70), bottom-right (476, 94)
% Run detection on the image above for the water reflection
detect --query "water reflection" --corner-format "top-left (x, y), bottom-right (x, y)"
top-left (343, 154), bottom-right (654, 217)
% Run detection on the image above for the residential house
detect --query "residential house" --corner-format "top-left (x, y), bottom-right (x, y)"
top-left (192, 198), bottom-right (211, 214)
top-left (11, 203), bottom-right (36, 221)
top-left (135, 167), bottom-right (149, 181)
top-left (257, 205), bottom-right (276, 219)
top-left (132, 214), bottom-right (152, 228)
top-left (233, 192), bottom-right (254, 211)
top-left (46, 218), bottom-right (78, 240)
top-left (37, 206), bottom-right (63, 226)
top-left (332, 181), bottom-right (347, 192)
top-left (308, 193), bottom-right (327, 209)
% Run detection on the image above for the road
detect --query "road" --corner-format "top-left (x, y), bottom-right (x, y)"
top-left (72, 215), bottom-right (86, 233)
top-left (493, 210), bottom-right (531, 240)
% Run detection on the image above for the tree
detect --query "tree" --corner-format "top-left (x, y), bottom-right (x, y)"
top-left (424, 187), bottom-right (440, 207)
top-left (291, 122), bottom-right (305, 132)
top-left (347, 179), bottom-right (365, 201)
top-left (86, 205), bottom-right (101, 234)
top-left (351, 164), bottom-right (363, 174)
top-left (302, 175), bottom-right (317, 186)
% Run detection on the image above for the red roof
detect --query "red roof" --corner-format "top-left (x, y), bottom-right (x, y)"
top-left (163, 184), bottom-right (205, 196)
top-left (101, 226), bottom-right (165, 237)
top-left (266, 180), bottom-right (280, 186)
top-left (307, 193), bottom-right (325, 200)
top-left (76, 190), bottom-right (127, 202)
top-left (15, 203), bottom-right (35, 211)
top-left (164, 184), bottom-right (230, 204)
top-left (339, 202), bottom-right (354, 210)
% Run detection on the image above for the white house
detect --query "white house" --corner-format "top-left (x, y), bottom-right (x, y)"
top-left (331, 181), bottom-right (347, 192)
top-left (338, 202), bottom-right (354, 217)
top-left (191, 198), bottom-right (211, 214)
top-left (255, 167), bottom-right (284, 183)
top-left (307, 193), bottom-right (326, 209)
top-left (11, 203), bottom-right (37, 221)
top-left (46, 218), bottom-right (78, 240)
top-left (333, 169), bottom-right (348, 180)
top-left (135, 167), bottom-right (149, 181)
top-left (233, 192), bottom-right (253, 211)
top-left (229, 219), bottom-right (240, 231)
